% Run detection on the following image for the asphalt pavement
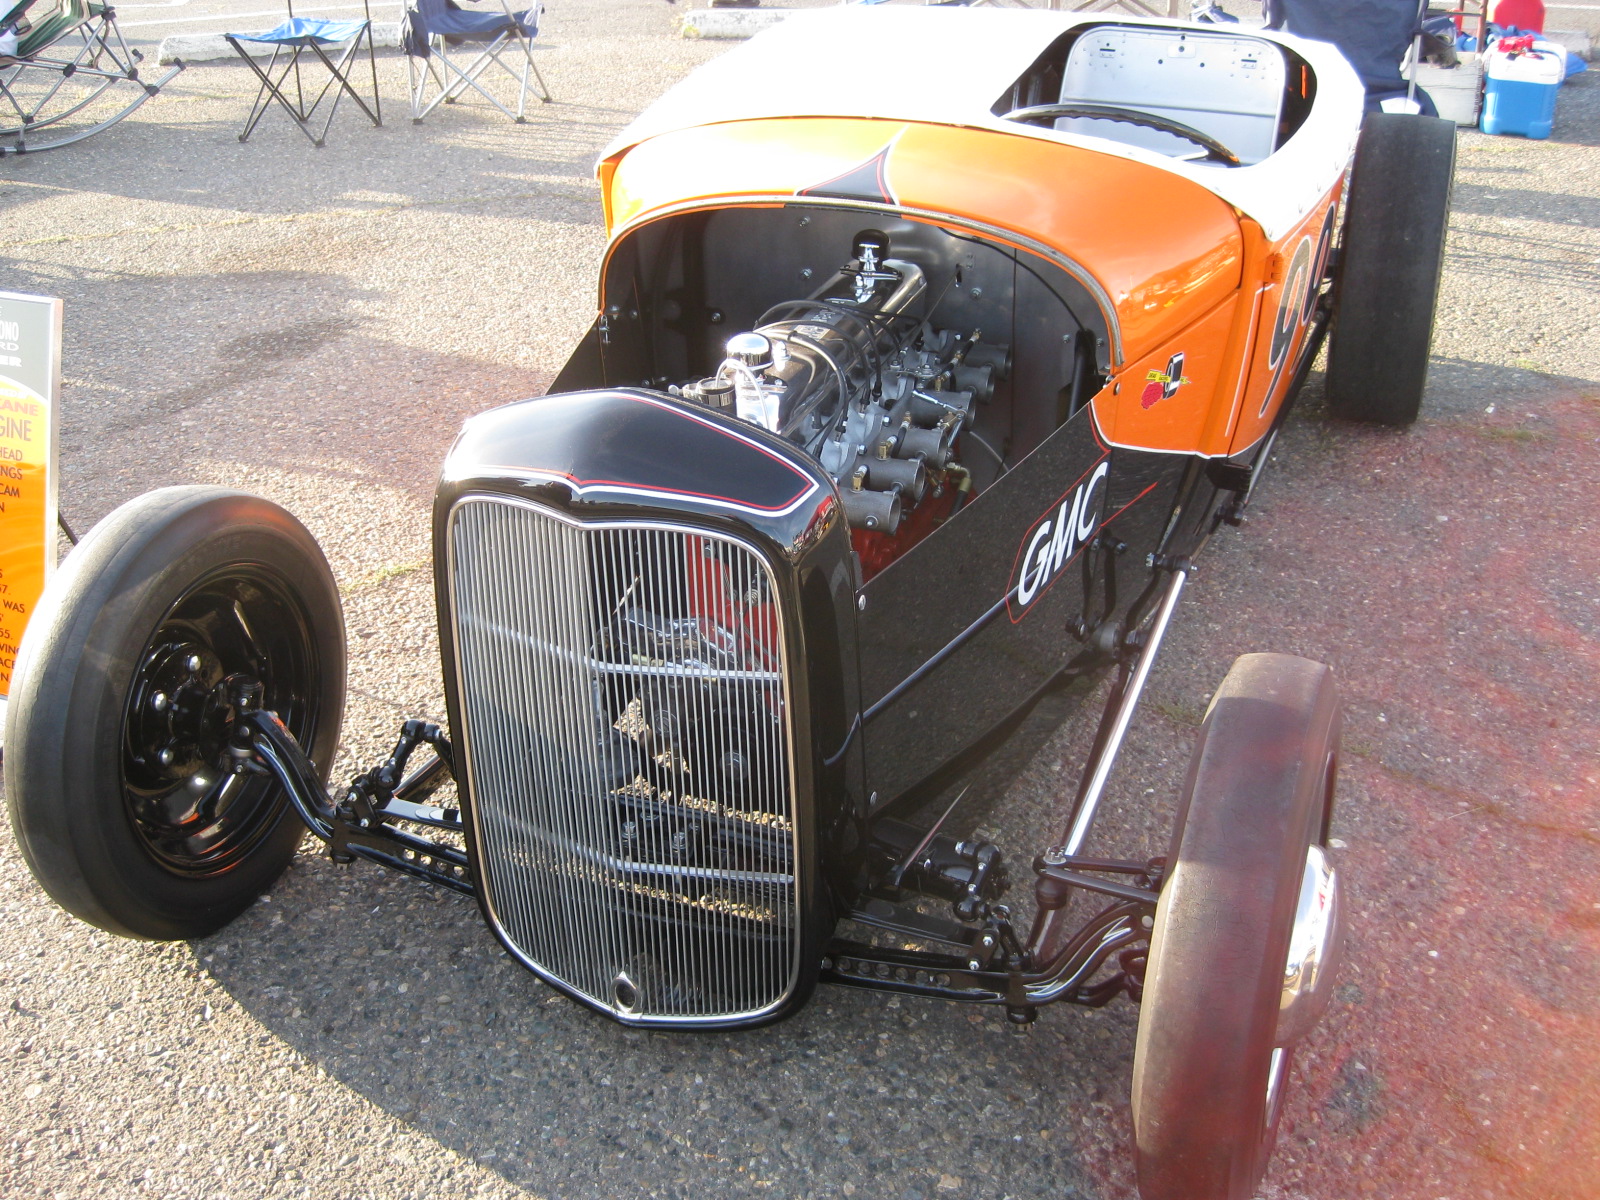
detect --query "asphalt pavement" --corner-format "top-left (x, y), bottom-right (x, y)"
top-left (2, 3), bottom-right (1598, 1198)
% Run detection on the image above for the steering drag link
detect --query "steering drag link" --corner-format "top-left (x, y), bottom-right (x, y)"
top-left (221, 677), bottom-right (475, 895)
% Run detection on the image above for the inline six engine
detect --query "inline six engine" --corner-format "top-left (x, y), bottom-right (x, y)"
top-left (667, 231), bottom-right (1011, 576)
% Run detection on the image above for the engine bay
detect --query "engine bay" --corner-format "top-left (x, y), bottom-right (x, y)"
top-left (595, 208), bottom-right (1110, 581)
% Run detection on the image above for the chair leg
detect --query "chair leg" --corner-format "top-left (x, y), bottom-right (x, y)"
top-left (364, 21), bottom-right (382, 127)
top-left (407, 51), bottom-right (424, 122)
top-left (438, 40), bottom-right (487, 106)
top-left (530, 57), bottom-right (553, 104)
top-left (516, 47), bottom-right (529, 122)
top-left (305, 41), bottom-right (351, 144)
top-left (410, 40), bottom-right (462, 123)
top-left (235, 45), bottom-right (279, 142)
top-left (477, 41), bottom-right (528, 119)
top-left (229, 40), bottom-right (325, 147)
top-left (433, 38), bottom-right (525, 123)
top-left (307, 33), bottom-right (381, 134)
top-left (1, 59), bottom-right (121, 133)
top-left (511, 27), bottom-right (553, 104)
top-left (407, 26), bottom-right (552, 124)
top-left (0, 62), bottom-right (182, 156)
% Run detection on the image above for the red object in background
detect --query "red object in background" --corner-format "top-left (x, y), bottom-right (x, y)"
top-left (1492, 0), bottom-right (1545, 33)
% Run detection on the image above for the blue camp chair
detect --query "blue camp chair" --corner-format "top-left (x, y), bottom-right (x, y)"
top-left (225, 0), bottom-right (381, 147)
top-left (403, 0), bottom-right (552, 125)
top-left (0, 0), bottom-right (184, 155)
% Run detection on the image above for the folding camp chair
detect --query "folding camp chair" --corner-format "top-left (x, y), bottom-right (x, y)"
top-left (226, 0), bottom-right (382, 147)
top-left (0, 0), bottom-right (183, 155)
top-left (403, 0), bottom-right (552, 125)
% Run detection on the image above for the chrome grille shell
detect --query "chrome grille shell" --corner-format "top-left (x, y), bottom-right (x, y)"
top-left (445, 493), bottom-right (802, 1026)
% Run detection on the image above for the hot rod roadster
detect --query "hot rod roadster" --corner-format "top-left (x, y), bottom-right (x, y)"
top-left (4, 8), bottom-right (1457, 1198)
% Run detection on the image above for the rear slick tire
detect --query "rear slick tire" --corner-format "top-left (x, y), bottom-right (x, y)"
top-left (4, 487), bottom-right (346, 940)
top-left (1130, 653), bottom-right (1341, 1200)
top-left (1324, 112), bottom-right (1456, 426)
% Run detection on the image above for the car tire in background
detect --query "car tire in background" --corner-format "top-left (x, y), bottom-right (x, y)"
top-left (1130, 653), bottom-right (1344, 1200)
top-left (1324, 111), bottom-right (1457, 426)
top-left (4, 487), bottom-right (346, 940)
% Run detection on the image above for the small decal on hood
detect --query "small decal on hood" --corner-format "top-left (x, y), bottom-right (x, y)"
top-left (1140, 352), bottom-right (1189, 409)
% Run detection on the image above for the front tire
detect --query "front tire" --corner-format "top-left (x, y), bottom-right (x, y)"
top-left (1131, 653), bottom-right (1343, 1200)
top-left (5, 487), bottom-right (346, 940)
top-left (1324, 112), bottom-right (1456, 426)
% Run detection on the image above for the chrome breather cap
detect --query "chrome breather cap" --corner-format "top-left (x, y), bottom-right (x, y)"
top-left (725, 331), bottom-right (774, 372)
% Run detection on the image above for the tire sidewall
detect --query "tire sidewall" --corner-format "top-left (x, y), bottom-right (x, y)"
top-left (5, 487), bottom-right (345, 940)
top-left (1325, 112), bottom-right (1456, 425)
top-left (1131, 654), bottom-right (1340, 1200)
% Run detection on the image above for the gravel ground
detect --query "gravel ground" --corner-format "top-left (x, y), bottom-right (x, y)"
top-left (2, 5), bottom-right (1598, 1199)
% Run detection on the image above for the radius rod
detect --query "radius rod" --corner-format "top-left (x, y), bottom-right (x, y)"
top-left (1028, 559), bottom-right (1190, 965)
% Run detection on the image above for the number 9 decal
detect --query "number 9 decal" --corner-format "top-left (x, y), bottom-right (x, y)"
top-left (1258, 202), bottom-right (1338, 418)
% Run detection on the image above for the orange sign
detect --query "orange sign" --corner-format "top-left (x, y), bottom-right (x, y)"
top-left (0, 291), bottom-right (62, 698)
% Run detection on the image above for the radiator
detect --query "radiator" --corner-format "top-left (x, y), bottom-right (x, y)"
top-left (446, 495), bottom-right (801, 1024)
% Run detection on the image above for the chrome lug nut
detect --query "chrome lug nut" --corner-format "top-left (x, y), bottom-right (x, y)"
top-left (151, 691), bottom-right (169, 712)
top-left (158, 747), bottom-right (176, 766)
top-left (185, 654), bottom-right (202, 674)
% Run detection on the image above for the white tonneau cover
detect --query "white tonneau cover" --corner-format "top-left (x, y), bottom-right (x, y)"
top-left (605, 7), bottom-right (1366, 241)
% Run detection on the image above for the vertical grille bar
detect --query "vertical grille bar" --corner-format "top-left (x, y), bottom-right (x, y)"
top-left (447, 495), bottom-right (801, 1025)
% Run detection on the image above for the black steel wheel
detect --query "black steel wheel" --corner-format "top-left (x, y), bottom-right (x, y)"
top-left (1324, 112), bottom-right (1456, 425)
top-left (1130, 653), bottom-right (1343, 1200)
top-left (5, 487), bottom-right (345, 940)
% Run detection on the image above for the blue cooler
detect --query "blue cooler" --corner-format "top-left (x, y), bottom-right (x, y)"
top-left (1481, 42), bottom-right (1564, 138)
